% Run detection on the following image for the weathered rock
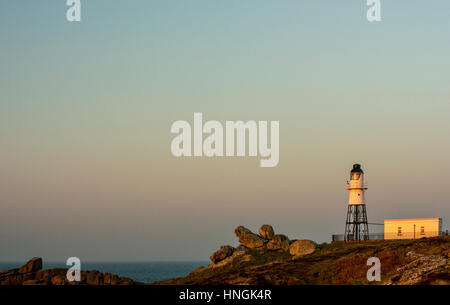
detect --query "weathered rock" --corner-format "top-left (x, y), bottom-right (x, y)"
top-left (211, 249), bottom-right (247, 269)
top-left (21, 272), bottom-right (36, 282)
top-left (289, 240), bottom-right (317, 258)
top-left (86, 272), bottom-right (96, 285)
top-left (232, 250), bottom-right (246, 258)
top-left (119, 278), bottom-right (134, 285)
top-left (22, 280), bottom-right (44, 285)
top-left (236, 245), bottom-right (248, 252)
top-left (80, 270), bottom-right (87, 282)
top-left (210, 245), bottom-right (235, 263)
top-left (86, 271), bottom-right (103, 285)
top-left (188, 266), bottom-right (207, 275)
top-left (267, 234), bottom-right (290, 251)
top-left (212, 256), bottom-right (235, 268)
top-left (235, 226), bottom-right (265, 249)
top-left (221, 245), bottom-right (235, 253)
top-left (18, 257), bottom-right (42, 274)
top-left (210, 250), bottom-right (227, 264)
top-left (0, 268), bottom-right (18, 278)
top-left (9, 275), bottom-right (23, 285)
top-left (35, 268), bottom-right (66, 284)
top-left (51, 274), bottom-right (66, 285)
top-left (258, 224), bottom-right (275, 240)
top-left (384, 251), bottom-right (450, 285)
top-left (443, 249), bottom-right (450, 258)
top-left (47, 268), bottom-right (67, 277)
top-left (0, 258), bottom-right (135, 286)
top-left (103, 272), bottom-right (111, 285)
top-left (35, 270), bottom-right (48, 281)
top-left (110, 274), bottom-right (120, 285)
top-left (42, 272), bottom-right (52, 284)
top-left (95, 273), bottom-right (103, 285)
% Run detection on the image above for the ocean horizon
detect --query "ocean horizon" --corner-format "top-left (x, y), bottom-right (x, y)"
top-left (0, 261), bottom-right (209, 283)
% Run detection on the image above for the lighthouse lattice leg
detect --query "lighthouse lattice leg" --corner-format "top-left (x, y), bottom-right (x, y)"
top-left (344, 204), bottom-right (369, 241)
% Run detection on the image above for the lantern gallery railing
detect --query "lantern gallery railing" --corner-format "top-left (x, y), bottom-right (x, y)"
top-left (345, 182), bottom-right (368, 190)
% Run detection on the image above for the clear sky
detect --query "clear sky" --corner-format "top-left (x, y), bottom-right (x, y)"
top-left (1, 1), bottom-right (449, 261)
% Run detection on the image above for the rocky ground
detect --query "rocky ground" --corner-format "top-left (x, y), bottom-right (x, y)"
top-left (385, 251), bottom-right (449, 285)
top-left (153, 225), bottom-right (450, 285)
top-left (0, 257), bottom-right (142, 285)
top-left (2, 225), bottom-right (449, 285)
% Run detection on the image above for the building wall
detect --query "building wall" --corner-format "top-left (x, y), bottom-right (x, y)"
top-left (384, 218), bottom-right (442, 240)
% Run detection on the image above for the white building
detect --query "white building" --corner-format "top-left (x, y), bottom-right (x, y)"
top-left (384, 218), bottom-right (443, 240)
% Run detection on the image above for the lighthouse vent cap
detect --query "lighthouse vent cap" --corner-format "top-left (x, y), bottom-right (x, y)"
top-left (351, 164), bottom-right (364, 173)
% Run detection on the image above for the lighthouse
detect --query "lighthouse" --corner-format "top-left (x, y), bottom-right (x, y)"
top-left (344, 164), bottom-right (369, 241)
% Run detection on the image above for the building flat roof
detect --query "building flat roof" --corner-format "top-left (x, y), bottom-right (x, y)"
top-left (384, 218), bottom-right (441, 222)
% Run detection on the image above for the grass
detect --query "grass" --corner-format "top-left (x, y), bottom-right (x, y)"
top-left (152, 236), bottom-right (449, 285)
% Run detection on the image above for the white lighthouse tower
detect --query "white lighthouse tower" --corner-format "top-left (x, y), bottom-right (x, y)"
top-left (344, 164), bottom-right (369, 241)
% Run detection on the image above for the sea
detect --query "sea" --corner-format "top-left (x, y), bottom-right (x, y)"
top-left (0, 261), bottom-right (208, 283)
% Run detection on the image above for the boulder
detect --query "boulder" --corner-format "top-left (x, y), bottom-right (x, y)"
top-left (18, 257), bottom-right (42, 274)
top-left (211, 256), bottom-right (234, 268)
top-left (210, 245), bottom-right (235, 264)
top-left (221, 245), bottom-right (235, 255)
top-left (211, 249), bottom-right (247, 269)
top-left (235, 226), bottom-right (265, 249)
top-left (289, 240), bottom-right (317, 258)
top-left (267, 234), bottom-right (290, 251)
top-left (258, 224), bottom-right (275, 240)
